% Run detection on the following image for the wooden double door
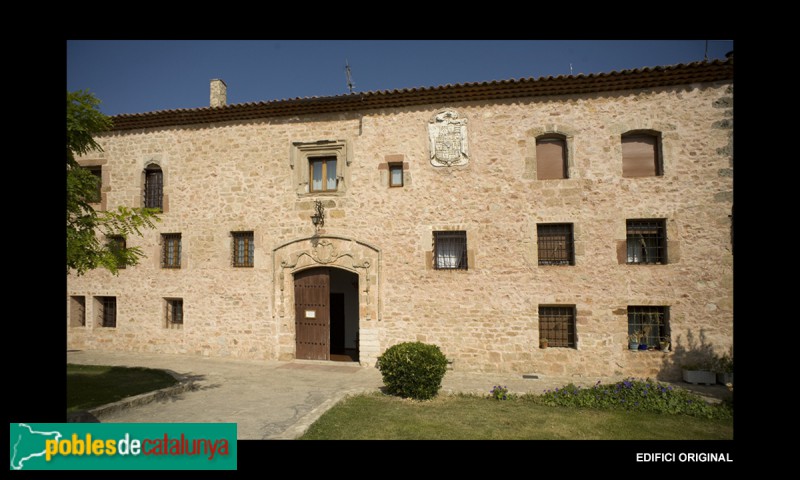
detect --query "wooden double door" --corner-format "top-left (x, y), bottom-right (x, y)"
top-left (294, 268), bottom-right (351, 360)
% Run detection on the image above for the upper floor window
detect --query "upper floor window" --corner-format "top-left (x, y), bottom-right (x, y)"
top-left (108, 235), bottom-right (126, 269)
top-left (434, 231), bottom-right (468, 270)
top-left (85, 166), bottom-right (102, 203)
top-left (622, 132), bottom-right (662, 177)
top-left (536, 135), bottom-right (567, 180)
top-left (232, 231), bottom-right (254, 268)
top-left (537, 224), bottom-right (574, 266)
top-left (144, 164), bottom-right (164, 210)
top-left (161, 233), bottom-right (181, 269)
top-left (626, 219), bottom-right (666, 264)
top-left (389, 163), bottom-right (404, 187)
top-left (309, 157), bottom-right (337, 192)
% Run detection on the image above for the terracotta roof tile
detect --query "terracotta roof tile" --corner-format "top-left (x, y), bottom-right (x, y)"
top-left (109, 59), bottom-right (733, 132)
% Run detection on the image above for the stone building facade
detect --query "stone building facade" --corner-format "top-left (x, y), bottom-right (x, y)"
top-left (67, 59), bottom-right (733, 380)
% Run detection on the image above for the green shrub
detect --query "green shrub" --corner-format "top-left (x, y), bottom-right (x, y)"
top-left (377, 342), bottom-right (448, 400)
top-left (489, 385), bottom-right (513, 400)
top-left (536, 378), bottom-right (732, 420)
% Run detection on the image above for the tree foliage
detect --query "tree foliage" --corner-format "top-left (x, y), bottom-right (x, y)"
top-left (67, 90), bottom-right (159, 275)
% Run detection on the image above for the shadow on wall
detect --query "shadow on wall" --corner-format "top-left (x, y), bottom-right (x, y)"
top-left (656, 328), bottom-right (722, 382)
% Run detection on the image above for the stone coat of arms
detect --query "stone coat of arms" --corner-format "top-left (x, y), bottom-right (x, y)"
top-left (428, 110), bottom-right (468, 167)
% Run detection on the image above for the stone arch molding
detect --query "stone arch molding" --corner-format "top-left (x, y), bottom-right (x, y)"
top-left (272, 235), bottom-right (382, 365)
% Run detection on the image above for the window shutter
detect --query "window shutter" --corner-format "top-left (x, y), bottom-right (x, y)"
top-left (622, 135), bottom-right (659, 177)
top-left (536, 138), bottom-right (567, 180)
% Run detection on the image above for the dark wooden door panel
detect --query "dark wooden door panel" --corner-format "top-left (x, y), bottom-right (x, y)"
top-left (294, 268), bottom-right (330, 360)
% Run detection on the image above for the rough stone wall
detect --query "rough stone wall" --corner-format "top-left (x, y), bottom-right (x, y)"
top-left (68, 81), bottom-right (733, 380)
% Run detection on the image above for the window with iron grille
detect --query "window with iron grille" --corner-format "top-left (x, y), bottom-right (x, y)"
top-left (389, 163), bottom-right (404, 187)
top-left (628, 306), bottom-right (669, 349)
top-left (144, 165), bottom-right (163, 210)
top-left (166, 298), bottom-right (183, 327)
top-left (626, 219), bottom-right (666, 264)
top-left (161, 233), bottom-right (181, 268)
top-left (537, 224), bottom-right (574, 265)
top-left (309, 157), bottom-right (337, 192)
top-left (232, 231), bottom-right (254, 267)
top-left (97, 296), bottom-right (116, 328)
top-left (70, 296), bottom-right (86, 327)
top-left (539, 306), bottom-right (576, 348)
top-left (622, 132), bottom-right (662, 177)
top-left (85, 166), bottom-right (102, 203)
top-left (108, 235), bottom-right (126, 269)
top-left (433, 231), bottom-right (468, 270)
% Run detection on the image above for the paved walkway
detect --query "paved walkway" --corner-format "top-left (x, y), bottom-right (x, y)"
top-left (67, 350), bottom-right (731, 439)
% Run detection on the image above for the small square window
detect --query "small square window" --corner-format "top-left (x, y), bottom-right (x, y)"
top-left (626, 220), bottom-right (666, 264)
top-left (96, 296), bottom-right (116, 328)
top-left (232, 232), bottom-right (254, 267)
top-left (389, 164), bottom-right (404, 187)
top-left (309, 157), bottom-right (337, 192)
top-left (628, 306), bottom-right (669, 350)
top-left (539, 306), bottom-right (576, 348)
top-left (433, 231), bottom-right (468, 270)
top-left (537, 224), bottom-right (574, 265)
top-left (161, 233), bottom-right (181, 269)
top-left (166, 298), bottom-right (183, 328)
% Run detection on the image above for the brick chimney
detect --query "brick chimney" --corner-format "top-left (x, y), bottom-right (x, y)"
top-left (210, 79), bottom-right (227, 107)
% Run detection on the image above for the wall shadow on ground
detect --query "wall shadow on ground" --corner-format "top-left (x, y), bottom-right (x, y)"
top-left (656, 328), bottom-right (732, 402)
top-left (658, 328), bottom-right (719, 379)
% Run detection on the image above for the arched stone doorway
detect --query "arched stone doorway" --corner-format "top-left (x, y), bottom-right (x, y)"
top-left (272, 235), bottom-right (381, 366)
top-left (294, 267), bottom-right (359, 361)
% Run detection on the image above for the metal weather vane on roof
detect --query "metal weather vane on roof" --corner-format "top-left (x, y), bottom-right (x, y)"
top-left (345, 60), bottom-right (355, 94)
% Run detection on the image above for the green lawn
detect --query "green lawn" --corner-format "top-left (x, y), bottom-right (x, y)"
top-left (67, 364), bottom-right (178, 412)
top-left (301, 393), bottom-right (733, 440)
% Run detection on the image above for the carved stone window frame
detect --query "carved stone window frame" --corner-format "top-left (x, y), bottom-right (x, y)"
top-left (290, 140), bottom-right (352, 196)
top-left (524, 127), bottom-right (576, 180)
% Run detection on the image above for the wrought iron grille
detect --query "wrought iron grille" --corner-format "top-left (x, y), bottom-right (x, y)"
top-left (539, 306), bottom-right (576, 348)
top-left (161, 233), bottom-right (181, 268)
top-left (167, 299), bottom-right (183, 325)
top-left (537, 224), bottom-right (574, 265)
top-left (232, 232), bottom-right (254, 267)
top-left (70, 296), bottom-right (86, 327)
top-left (100, 296), bottom-right (116, 328)
top-left (626, 219), bottom-right (666, 264)
top-left (434, 231), bottom-right (468, 270)
top-left (627, 306), bottom-right (669, 348)
top-left (144, 166), bottom-right (163, 210)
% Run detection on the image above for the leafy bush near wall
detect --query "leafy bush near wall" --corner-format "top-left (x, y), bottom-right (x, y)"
top-left (377, 342), bottom-right (448, 400)
top-left (536, 378), bottom-right (732, 420)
